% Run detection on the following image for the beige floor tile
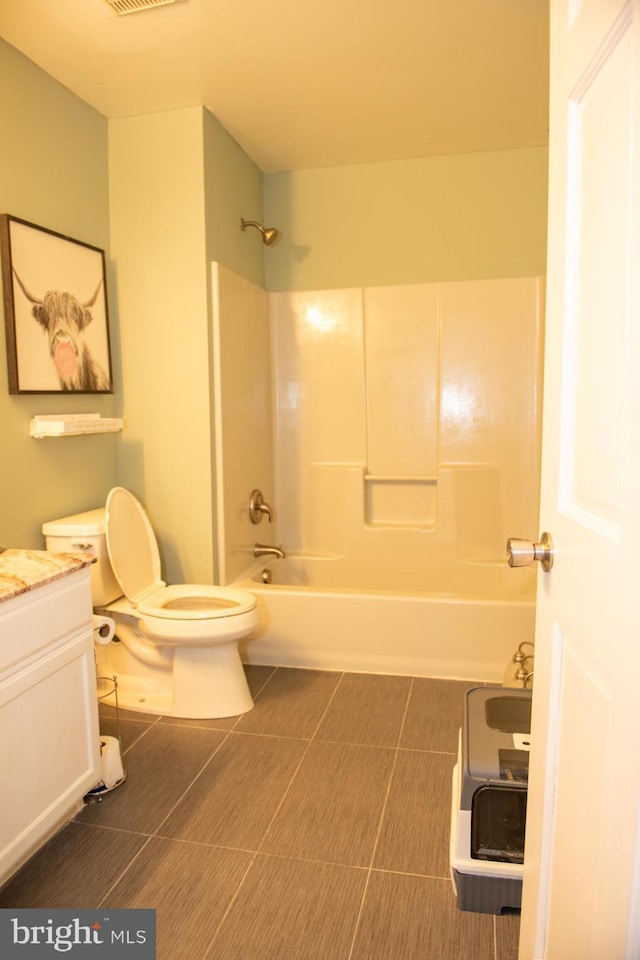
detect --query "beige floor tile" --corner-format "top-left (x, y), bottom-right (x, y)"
top-left (0, 822), bottom-right (147, 908)
top-left (401, 678), bottom-right (478, 753)
top-left (76, 724), bottom-right (227, 835)
top-left (374, 750), bottom-right (455, 877)
top-left (243, 663), bottom-right (278, 697)
top-left (315, 673), bottom-right (411, 746)
top-left (260, 740), bottom-right (395, 866)
top-left (350, 872), bottom-right (494, 960)
top-left (495, 911), bottom-right (521, 960)
top-left (234, 667), bottom-right (341, 738)
top-left (208, 855), bottom-right (367, 960)
top-left (159, 732), bottom-right (307, 850)
top-left (106, 836), bottom-right (253, 960)
top-left (1, 671), bottom-right (508, 960)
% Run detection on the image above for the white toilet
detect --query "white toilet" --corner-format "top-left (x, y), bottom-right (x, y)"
top-left (43, 486), bottom-right (259, 719)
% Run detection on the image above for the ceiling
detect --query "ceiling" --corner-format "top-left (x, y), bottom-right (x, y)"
top-left (0, 0), bottom-right (549, 173)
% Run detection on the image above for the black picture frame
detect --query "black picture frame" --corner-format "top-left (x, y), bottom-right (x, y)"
top-left (0, 214), bottom-right (113, 394)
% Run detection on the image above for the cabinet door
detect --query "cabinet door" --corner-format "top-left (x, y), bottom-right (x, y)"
top-left (0, 632), bottom-right (100, 879)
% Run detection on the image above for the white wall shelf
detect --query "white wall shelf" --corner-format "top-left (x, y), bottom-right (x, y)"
top-left (30, 414), bottom-right (123, 438)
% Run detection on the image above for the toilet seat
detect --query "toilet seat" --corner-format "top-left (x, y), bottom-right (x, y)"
top-left (105, 487), bottom-right (257, 622)
top-left (138, 584), bottom-right (256, 620)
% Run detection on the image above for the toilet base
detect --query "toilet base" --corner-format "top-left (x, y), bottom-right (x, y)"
top-left (96, 634), bottom-right (254, 719)
top-left (173, 643), bottom-right (254, 718)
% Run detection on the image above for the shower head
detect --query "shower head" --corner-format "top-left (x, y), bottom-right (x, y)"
top-left (240, 218), bottom-right (280, 246)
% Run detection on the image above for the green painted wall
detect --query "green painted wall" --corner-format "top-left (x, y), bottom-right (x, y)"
top-left (0, 40), bottom-right (117, 549)
top-left (109, 107), bottom-right (213, 582)
top-left (204, 110), bottom-right (265, 289)
top-left (263, 147), bottom-right (548, 291)
top-left (110, 107), bottom-right (264, 583)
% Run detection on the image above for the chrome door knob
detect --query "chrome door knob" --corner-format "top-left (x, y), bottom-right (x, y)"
top-left (507, 532), bottom-right (554, 572)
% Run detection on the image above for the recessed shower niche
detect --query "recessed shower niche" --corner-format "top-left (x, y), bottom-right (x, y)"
top-left (365, 476), bottom-right (437, 526)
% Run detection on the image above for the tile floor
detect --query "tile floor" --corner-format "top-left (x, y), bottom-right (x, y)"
top-left (0, 667), bottom-right (520, 959)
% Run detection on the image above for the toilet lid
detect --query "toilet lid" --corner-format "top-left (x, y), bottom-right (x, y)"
top-left (105, 487), bottom-right (164, 605)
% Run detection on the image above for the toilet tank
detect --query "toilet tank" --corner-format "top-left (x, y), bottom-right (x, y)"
top-left (42, 508), bottom-right (122, 606)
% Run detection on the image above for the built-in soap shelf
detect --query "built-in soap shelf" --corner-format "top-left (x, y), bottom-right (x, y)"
top-left (364, 473), bottom-right (437, 526)
top-left (30, 413), bottom-right (123, 438)
top-left (364, 474), bottom-right (438, 483)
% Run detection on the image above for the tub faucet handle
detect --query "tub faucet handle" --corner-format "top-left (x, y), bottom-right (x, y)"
top-left (249, 489), bottom-right (273, 524)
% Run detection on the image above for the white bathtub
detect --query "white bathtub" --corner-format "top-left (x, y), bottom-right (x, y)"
top-left (236, 557), bottom-right (536, 682)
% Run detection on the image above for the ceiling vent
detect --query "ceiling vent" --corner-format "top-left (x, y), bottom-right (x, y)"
top-left (104, 0), bottom-right (187, 15)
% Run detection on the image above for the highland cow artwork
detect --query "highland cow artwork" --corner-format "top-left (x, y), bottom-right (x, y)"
top-left (1, 215), bottom-right (112, 394)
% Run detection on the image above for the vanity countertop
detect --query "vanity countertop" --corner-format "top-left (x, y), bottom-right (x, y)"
top-left (0, 549), bottom-right (94, 603)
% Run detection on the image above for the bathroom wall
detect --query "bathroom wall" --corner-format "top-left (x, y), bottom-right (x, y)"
top-left (270, 277), bottom-right (544, 594)
top-left (0, 40), bottom-right (118, 549)
top-left (109, 106), bottom-right (264, 584)
top-left (203, 111), bottom-right (265, 291)
top-left (263, 147), bottom-right (548, 292)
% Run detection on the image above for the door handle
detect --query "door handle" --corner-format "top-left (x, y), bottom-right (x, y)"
top-left (507, 532), bottom-right (554, 572)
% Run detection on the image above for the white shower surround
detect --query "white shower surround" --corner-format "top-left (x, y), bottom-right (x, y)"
top-left (213, 266), bottom-right (543, 680)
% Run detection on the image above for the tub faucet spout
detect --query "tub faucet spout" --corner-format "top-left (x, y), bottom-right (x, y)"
top-left (253, 543), bottom-right (286, 560)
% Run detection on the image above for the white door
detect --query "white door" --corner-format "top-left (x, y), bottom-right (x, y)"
top-left (519, 2), bottom-right (640, 958)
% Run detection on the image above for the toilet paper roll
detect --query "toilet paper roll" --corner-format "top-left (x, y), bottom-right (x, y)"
top-left (93, 614), bottom-right (115, 645)
top-left (99, 735), bottom-right (125, 789)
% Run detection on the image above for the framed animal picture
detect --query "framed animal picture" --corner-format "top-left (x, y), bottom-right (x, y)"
top-left (0, 215), bottom-right (113, 394)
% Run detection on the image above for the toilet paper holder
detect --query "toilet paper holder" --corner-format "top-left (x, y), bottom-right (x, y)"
top-left (85, 674), bottom-right (127, 799)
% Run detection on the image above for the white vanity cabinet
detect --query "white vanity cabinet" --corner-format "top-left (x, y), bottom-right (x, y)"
top-left (0, 563), bottom-right (100, 885)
